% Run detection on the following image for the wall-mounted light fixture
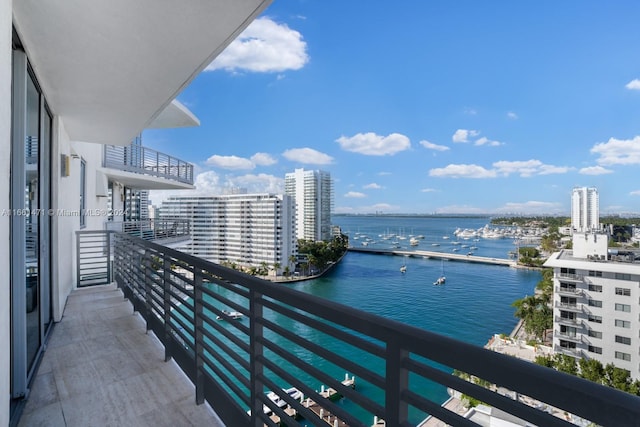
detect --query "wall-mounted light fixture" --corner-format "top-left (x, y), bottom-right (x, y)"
top-left (61, 154), bottom-right (70, 177)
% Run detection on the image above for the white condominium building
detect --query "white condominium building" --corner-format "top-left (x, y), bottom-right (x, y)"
top-left (284, 168), bottom-right (333, 242)
top-left (571, 187), bottom-right (599, 233)
top-left (544, 232), bottom-right (640, 379)
top-left (160, 194), bottom-right (296, 274)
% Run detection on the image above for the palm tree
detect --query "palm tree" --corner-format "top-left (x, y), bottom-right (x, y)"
top-left (288, 254), bottom-right (297, 273)
top-left (273, 262), bottom-right (281, 277)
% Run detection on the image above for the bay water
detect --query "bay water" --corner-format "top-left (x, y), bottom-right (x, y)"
top-left (285, 215), bottom-right (540, 424)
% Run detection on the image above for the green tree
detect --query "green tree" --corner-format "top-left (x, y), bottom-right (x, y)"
top-left (512, 295), bottom-right (552, 340)
top-left (604, 363), bottom-right (632, 392)
top-left (578, 358), bottom-right (604, 383)
top-left (534, 355), bottom-right (555, 368)
top-left (273, 262), bottom-right (281, 277)
top-left (554, 354), bottom-right (578, 376)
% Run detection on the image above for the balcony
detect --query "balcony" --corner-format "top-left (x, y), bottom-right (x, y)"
top-left (103, 143), bottom-right (194, 186)
top-left (105, 219), bottom-right (191, 245)
top-left (32, 230), bottom-right (640, 426)
top-left (554, 301), bottom-right (582, 312)
top-left (555, 286), bottom-right (582, 296)
top-left (557, 273), bottom-right (583, 281)
top-left (555, 315), bottom-right (580, 326)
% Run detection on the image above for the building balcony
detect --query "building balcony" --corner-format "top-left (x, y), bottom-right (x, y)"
top-left (102, 143), bottom-right (194, 188)
top-left (557, 273), bottom-right (583, 281)
top-left (555, 286), bottom-right (582, 296)
top-left (555, 330), bottom-right (582, 343)
top-left (555, 315), bottom-right (581, 326)
top-left (554, 301), bottom-right (582, 312)
top-left (25, 230), bottom-right (640, 426)
top-left (104, 219), bottom-right (191, 244)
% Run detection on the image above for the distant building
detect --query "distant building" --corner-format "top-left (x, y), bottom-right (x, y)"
top-left (160, 194), bottom-right (296, 274)
top-left (545, 188), bottom-right (640, 379)
top-left (571, 187), bottom-right (599, 233)
top-left (284, 168), bottom-right (333, 241)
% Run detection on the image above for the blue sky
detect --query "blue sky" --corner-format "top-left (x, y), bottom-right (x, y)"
top-left (147, 1), bottom-right (640, 216)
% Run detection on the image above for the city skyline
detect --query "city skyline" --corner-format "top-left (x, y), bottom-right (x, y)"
top-left (147, 1), bottom-right (640, 215)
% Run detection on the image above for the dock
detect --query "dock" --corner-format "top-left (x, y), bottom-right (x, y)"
top-left (347, 247), bottom-right (516, 267)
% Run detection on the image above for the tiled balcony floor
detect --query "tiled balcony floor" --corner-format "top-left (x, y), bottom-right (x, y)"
top-left (19, 284), bottom-right (224, 427)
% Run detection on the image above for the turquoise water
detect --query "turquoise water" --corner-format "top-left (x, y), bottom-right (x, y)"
top-left (195, 216), bottom-right (540, 425)
top-left (279, 216), bottom-right (541, 424)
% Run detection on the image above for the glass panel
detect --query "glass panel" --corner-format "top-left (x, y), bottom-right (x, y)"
top-left (41, 107), bottom-right (52, 332)
top-left (25, 71), bottom-right (40, 369)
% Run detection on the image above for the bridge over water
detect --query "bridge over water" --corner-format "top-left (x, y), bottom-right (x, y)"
top-left (347, 247), bottom-right (517, 267)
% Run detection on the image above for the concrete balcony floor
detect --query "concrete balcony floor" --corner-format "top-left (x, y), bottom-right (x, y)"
top-left (19, 284), bottom-right (224, 427)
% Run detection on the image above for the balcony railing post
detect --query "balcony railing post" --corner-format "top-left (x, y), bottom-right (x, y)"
top-left (163, 253), bottom-right (172, 362)
top-left (143, 249), bottom-right (153, 332)
top-left (107, 231), bottom-right (112, 283)
top-left (194, 269), bottom-right (205, 405)
top-left (249, 289), bottom-right (264, 427)
top-left (385, 337), bottom-right (409, 427)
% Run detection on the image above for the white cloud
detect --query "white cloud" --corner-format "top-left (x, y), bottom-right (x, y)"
top-left (475, 137), bottom-right (502, 147)
top-left (363, 183), bottom-right (383, 190)
top-left (282, 147), bottom-right (334, 165)
top-left (493, 160), bottom-right (572, 177)
top-left (591, 136), bottom-right (640, 165)
top-left (420, 140), bottom-right (450, 152)
top-left (464, 108), bottom-right (477, 115)
top-left (507, 111), bottom-right (518, 120)
top-left (429, 164), bottom-right (497, 178)
top-left (430, 159), bottom-right (572, 179)
top-left (495, 201), bottom-right (563, 214)
top-left (344, 191), bottom-right (366, 198)
top-left (378, 171), bottom-right (392, 176)
top-left (630, 190), bottom-right (640, 196)
top-left (206, 17), bottom-right (308, 73)
top-left (250, 152), bottom-right (277, 166)
top-left (579, 165), bottom-right (613, 175)
top-left (421, 188), bottom-right (437, 193)
top-left (452, 129), bottom-right (479, 143)
top-left (336, 132), bottom-right (411, 156)
top-left (206, 155), bottom-right (255, 170)
top-left (625, 79), bottom-right (640, 90)
top-left (228, 173), bottom-right (284, 193)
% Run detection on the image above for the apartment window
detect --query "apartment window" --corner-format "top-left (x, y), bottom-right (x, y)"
top-left (615, 319), bottom-right (631, 328)
top-left (588, 345), bottom-right (603, 354)
top-left (615, 351), bottom-right (631, 362)
top-left (615, 273), bottom-right (632, 281)
top-left (588, 270), bottom-right (602, 277)
top-left (615, 287), bottom-right (631, 296)
top-left (615, 336), bottom-right (631, 345)
top-left (588, 314), bottom-right (602, 323)
top-left (561, 268), bottom-right (576, 275)
top-left (588, 284), bottom-right (602, 292)
top-left (560, 325), bottom-right (577, 337)
top-left (80, 159), bottom-right (86, 228)
top-left (615, 303), bottom-right (631, 313)
top-left (559, 340), bottom-right (576, 349)
top-left (588, 330), bottom-right (602, 339)
top-left (588, 299), bottom-right (602, 308)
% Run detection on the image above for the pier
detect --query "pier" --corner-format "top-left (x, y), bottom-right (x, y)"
top-left (347, 247), bottom-right (516, 267)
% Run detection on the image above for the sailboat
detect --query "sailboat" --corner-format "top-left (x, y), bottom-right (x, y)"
top-left (433, 260), bottom-right (446, 285)
top-left (400, 263), bottom-right (407, 273)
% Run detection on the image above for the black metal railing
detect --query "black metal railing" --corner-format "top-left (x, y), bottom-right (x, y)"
top-left (83, 230), bottom-right (640, 426)
top-left (76, 230), bottom-right (112, 287)
top-left (104, 219), bottom-right (190, 242)
top-left (103, 143), bottom-right (194, 184)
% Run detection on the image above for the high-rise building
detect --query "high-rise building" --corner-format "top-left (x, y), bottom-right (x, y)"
top-left (571, 187), bottom-right (599, 233)
top-left (160, 194), bottom-right (297, 274)
top-left (284, 168), bottom-right (333, 242)
top-left (545, 189), bottom-right (640, 380)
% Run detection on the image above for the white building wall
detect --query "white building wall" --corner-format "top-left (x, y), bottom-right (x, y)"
top-left (1, 0), bottom-right (13, 423)
top-left (284, 168), bottom-right (333, 242)
top-left (161, 194), bottom-right (296, 274)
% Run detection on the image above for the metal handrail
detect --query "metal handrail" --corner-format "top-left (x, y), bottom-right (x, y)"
top-left (103, 143), bottom-right (194, 184)
top-left (94, 230), bottom-right (640, 427)
top-left (105, 219), bottom-right (190, 241)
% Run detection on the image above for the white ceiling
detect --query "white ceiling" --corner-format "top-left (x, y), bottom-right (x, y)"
top-left (13, 0), bottom-right (271, 146)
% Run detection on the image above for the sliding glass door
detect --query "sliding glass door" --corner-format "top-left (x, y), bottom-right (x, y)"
top-left (11, 38), bottom-right (52, 406)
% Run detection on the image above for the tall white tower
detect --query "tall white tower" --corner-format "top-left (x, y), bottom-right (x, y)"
top-left (284, 168), bottom-right (333, 241)
top-left (571, 187), bottom-right (599, 232)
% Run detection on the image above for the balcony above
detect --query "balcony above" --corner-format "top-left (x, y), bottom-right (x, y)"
top-left (102, 143), bottom-right (194, 189)
top-left (105, 219), bottom-right (191, 247)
